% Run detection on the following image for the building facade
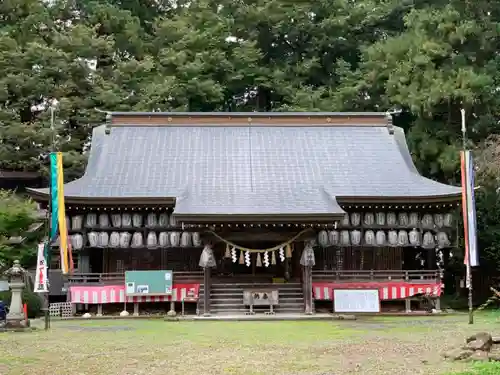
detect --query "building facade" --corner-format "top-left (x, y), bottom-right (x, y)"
top-left (28, 111), bottom-right (460, 316)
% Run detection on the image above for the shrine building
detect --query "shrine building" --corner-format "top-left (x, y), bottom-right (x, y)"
top-left (27, 111), bottom-right (460, 316)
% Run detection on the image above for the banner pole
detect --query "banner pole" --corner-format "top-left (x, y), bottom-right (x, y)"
top-left (44, 105), bottom-right (57, 330)
top-left (461, 108), bottom-right (473, 325)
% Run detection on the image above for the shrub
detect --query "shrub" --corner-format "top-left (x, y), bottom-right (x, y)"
top-left (0, 288), bottom-right (43, 318)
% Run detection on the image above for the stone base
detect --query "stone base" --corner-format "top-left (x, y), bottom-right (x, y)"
top-left (1, 319), bottom-right (29, 329)
top-left (0, 320), bottom-right (35, 333)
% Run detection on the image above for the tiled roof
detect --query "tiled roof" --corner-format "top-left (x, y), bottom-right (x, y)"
top-left (28, 118), bottom-right (461, 216)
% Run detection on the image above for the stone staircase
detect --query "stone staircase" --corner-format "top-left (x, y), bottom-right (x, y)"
top-left (198, 282), bottom-right (304, 315)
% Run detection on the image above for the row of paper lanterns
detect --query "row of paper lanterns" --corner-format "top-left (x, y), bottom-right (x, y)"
top-left (339, 212), bottom-right (453, 228)
top-left (69, 231), bottom-right (202, 250)
top-left (317, 229), bottom-right (451, 249)
top-left (66, 213), bottom-right (178, 231)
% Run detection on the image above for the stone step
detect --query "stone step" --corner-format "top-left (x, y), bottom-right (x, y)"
top-left (209, 307), bottom-right (304, 314)
top-left (198, 301), bottom-right (304, 308)
top-left (198, 282), bottom-right (305, 315)
top-left (208, 291), bottom-right (303, 297)
top-left (208, 296), bottom-right (304, 302)
top-left (210, 283), bottom-right (302, 288)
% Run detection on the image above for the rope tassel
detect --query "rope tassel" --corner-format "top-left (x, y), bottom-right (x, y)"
top-left (224, 244), bottom-right (231, 258)
top-left (285, 244), bottom-right (292, 258)
top-left (271, 251), bottom-right (276, 265)
top-left (256, 252), bottom-right (262, 267)
top-left (239, 250), bottom-right (244, 264)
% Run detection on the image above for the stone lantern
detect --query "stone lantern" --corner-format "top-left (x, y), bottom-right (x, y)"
top-left (3, 260), bottom-right (28, 328)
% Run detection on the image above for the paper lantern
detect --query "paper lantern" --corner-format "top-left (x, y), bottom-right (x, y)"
top-left (421, 214), bottom-right (434, 229)
top-left (122, 213), bottom-right (132, 227)
top-left (98, 214), bottom-right (109, 228)
top-left (111, 214), bottom-right (122, 228)
top-left (363, 213), bottom-right (375, 226)
top-left (71, 215), bottom-right (83, 231)
top-left (146, 232), bottom-right (158, 248)
top-left (98, 232), bottom-right (109, 247)
top-left (158, 213), bottom-right (169, 227)
top-left (422, 232), bottom-right (436, 249)
top-left (397, 230), bottom-right (409, 246)
top-left (387, 212), bottom-right (397, 226)
top-left (317, 230), bottom-right (329, 247)
top-left (328, 231), bottom-right (339, 246)
top-left (131, 232), bottom-right (144, 248)
top-left (169, 215), bottom-right (177, 227)
top-left (339, 230), bottom-right (350, 246)
top-left (119, 232), bottom-right (131, 248)
top-left (109, 232), bottom-right (120, 247)
top-left (159, 232), bottom-right (170, 247)
top-left (87, 231), bottom-right (98, 247)
top-left (443, 213), bottom-right (454, 227)
top-left (364, 230), bottom-right (375, 246)
top-left (146, 213), bottom-right (158, 228)
top-left (85, 213), bottom-right (97, 228)
top-left (181, 232), bottom-right (192, 247)
top-left (398, 213), bottom-right (409, 227)
top-left (437, 232), bottom-right (451, 249)
top-left (192, 232), bottom-right (202, 247)
top-left (375, 212), bottom-right (385, 226)
top-left (387, 230), bottom-right (398, 247)
top-left (375, 231), bottom-right (386, 246)
top-left (409, 212), bottom-right (419, 227)
top-left (409, 229), bottom-right (421, 246)
top-left (350, 213), bottom-right (361, 226)
top-left (132, 214), bottom-right (143, 228)
top-left (170, 232), bottom-right (180, 247)
top-left (434, 214), bottom-right (444, 228)
top-left (71, 234), bottom-right (84, 250)
top-left (341, 214), bottom-right (350, 227)
top-left (350, 230), bottom-right (362, 246)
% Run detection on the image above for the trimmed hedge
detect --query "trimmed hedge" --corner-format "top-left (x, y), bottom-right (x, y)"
top-left (0, 288), bottom-right (42, 318)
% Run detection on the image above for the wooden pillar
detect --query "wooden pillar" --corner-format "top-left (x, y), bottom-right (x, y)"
top-left (203, 266), bottom-right (211, 316)
top-left (303, 265), bottom-right (313, 315)
top-left (405, 298), bottom-right (411, 313)
top-left (133, 302), bottom-right (139, 316)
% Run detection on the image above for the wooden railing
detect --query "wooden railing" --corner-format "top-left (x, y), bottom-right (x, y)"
top-left (312, 269), bottom-right (440, 282)
top-left (67, 271), bottom-right (204, 285)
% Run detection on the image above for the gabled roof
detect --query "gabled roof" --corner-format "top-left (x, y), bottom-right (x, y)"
top-left (27, 112), bottom-right (461, 222)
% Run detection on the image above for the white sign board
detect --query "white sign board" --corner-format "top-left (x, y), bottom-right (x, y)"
top-left (333, 289), bottom-right (380, 313)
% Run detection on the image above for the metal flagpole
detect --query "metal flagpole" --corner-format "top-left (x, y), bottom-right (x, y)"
top-left (43, 105), bottom-right (57, 330)
top-left (461, 108), bottom-right (473, 325)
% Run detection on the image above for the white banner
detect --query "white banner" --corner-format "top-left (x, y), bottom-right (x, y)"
top-left (34, 243), bottom-right (48, 293)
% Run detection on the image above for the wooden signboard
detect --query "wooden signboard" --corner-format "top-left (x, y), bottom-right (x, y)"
top-left (125, 270), bottom-right (173, 297)
top-left (333, 289), bottom-right (380, 313)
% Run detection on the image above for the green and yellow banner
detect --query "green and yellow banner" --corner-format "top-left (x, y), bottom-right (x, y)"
top-left (50, 152), bottom-right (73, 274)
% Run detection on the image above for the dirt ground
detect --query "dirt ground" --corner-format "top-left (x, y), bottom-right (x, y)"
top-left (0, 313), bottom-right (499, 375)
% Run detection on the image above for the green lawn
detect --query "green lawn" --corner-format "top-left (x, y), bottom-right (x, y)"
top-left (446, 362), bottom-right (500, 375)
top-left (0, 313), bottom-right (499, 375)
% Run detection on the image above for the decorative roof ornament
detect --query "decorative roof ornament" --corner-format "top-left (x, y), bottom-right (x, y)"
top-left (385, 108), bottom-right (402, 134)
top-left (95, 108), bottom-right (112, 135)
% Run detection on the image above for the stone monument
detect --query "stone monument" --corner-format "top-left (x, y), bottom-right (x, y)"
top-left (2, 260), bottom-right (28, 329)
